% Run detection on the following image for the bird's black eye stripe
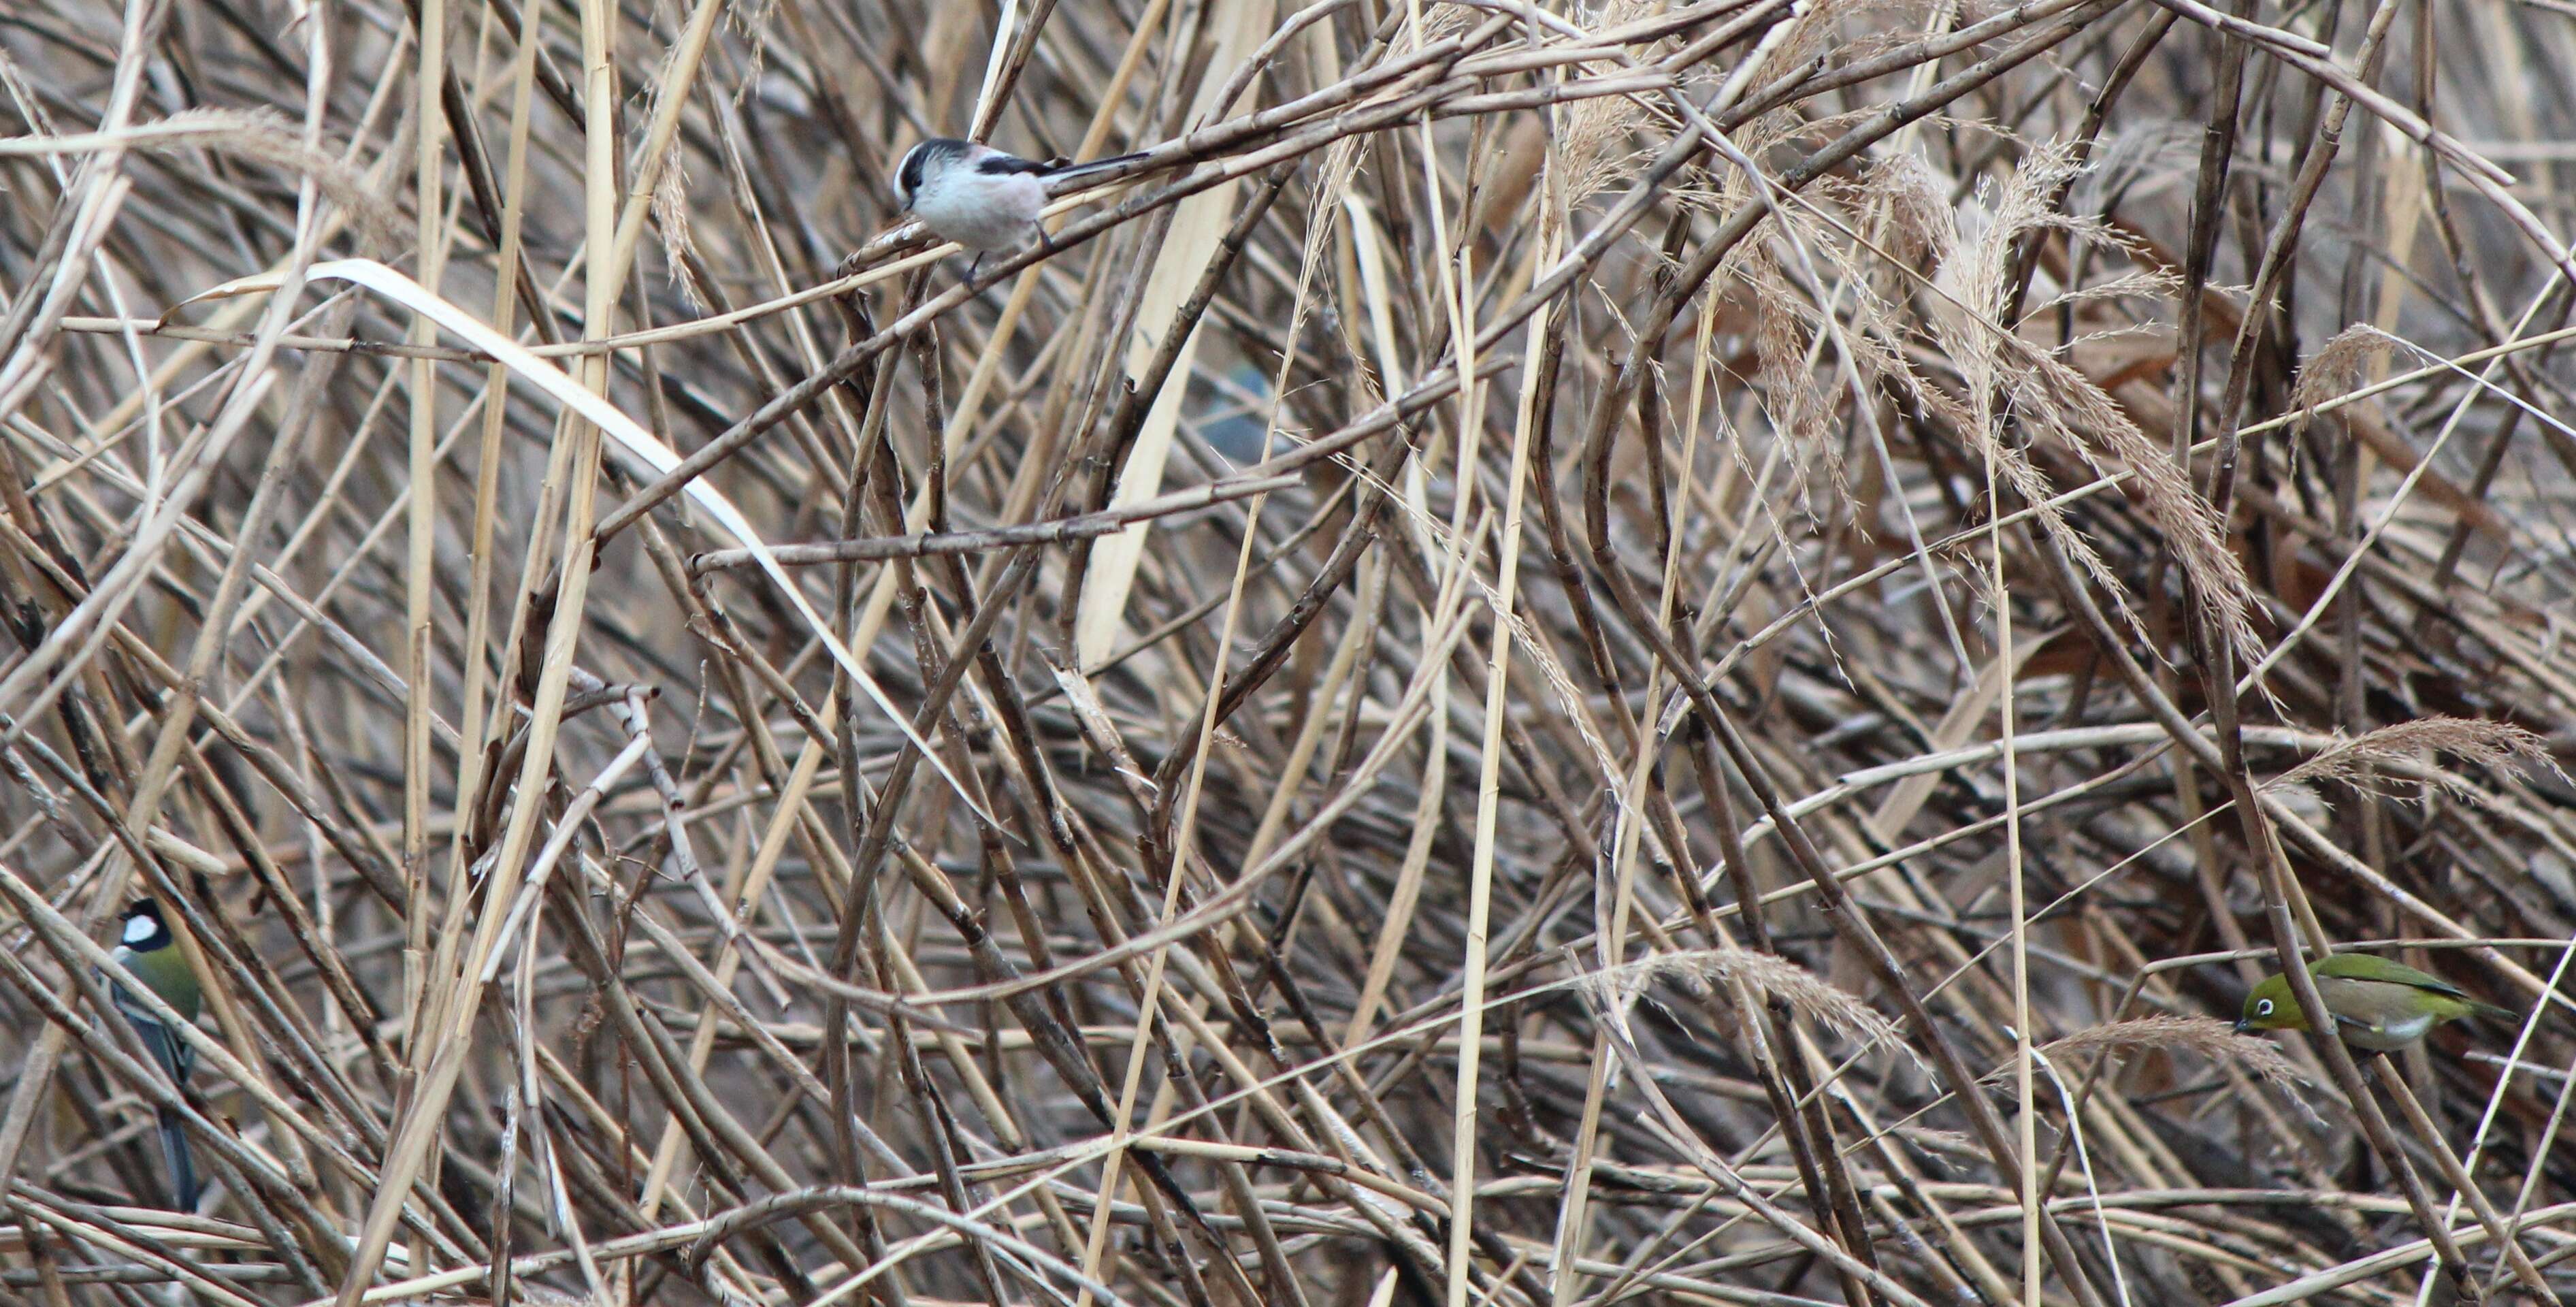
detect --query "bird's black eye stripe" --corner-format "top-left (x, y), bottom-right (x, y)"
top-left (896, 147), bottom-right (929, 197)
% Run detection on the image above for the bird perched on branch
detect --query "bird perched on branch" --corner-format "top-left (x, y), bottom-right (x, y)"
top-left (105, 899), bottom-right (201, 1210)
top-left (2236, 952), bottom-right (2517, 1052)
top-left (892, 138), bottom-right (1145, 263)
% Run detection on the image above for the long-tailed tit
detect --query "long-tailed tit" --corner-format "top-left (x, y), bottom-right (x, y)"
top-left (892, 138), bottom-right (1145, 258)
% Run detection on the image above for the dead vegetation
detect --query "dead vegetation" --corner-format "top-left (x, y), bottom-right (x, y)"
top-left (2, 0), bottom-right (2575, 1303)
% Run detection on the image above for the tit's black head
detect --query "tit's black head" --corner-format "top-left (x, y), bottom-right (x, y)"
top-left (893, 138), bottom-right (973, 209)
top-left (120, 899), bottom-right (172, 950)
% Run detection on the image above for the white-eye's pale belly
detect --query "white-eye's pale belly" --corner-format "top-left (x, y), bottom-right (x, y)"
top-left (2313, 975), bottom-right (2439, 1049)
top-left (2339, 1011), bottom-right (2435, 1051)
top-left (912, 174), bottom-right (1046, 252)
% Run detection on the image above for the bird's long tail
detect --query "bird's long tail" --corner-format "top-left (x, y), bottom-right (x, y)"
top-left (156, 1108), bottom-right (198, 1211)
top-left (2473, 999), bottom-right (2524, 1026)
top-left (1041, 150), bottom-right (1147, 181)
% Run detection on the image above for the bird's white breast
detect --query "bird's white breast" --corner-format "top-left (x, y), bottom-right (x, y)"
top-left (2347, 1011), bottom-right (2435, 1051)
top-left (911, 170), bottom-right (1047, 252)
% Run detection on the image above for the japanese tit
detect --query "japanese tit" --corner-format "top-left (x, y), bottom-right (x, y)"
top-left (105, 899), bottom-right (201, 1210)
top-left (892, 137), bottom-right (1145, 256)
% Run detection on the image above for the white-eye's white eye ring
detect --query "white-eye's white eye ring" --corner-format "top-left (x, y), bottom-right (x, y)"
top-left (2255, 999), bottom-right (2274, 1016)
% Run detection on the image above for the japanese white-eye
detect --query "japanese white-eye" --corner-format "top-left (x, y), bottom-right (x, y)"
top-left (2236, 952), bottom-right (2515, 1052)
top-left (104, 899), bottom-right (200, 1210)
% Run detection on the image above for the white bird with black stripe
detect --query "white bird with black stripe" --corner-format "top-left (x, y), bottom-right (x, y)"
top-left (892, 138), bottom-right (1144, 266)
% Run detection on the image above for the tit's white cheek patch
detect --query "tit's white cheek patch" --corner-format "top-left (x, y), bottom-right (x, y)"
top-left (123, 915), bottom-right (156, 945)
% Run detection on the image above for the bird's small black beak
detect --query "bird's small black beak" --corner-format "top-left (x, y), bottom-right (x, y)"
top-left (2232, 1018), bottom-right (2251, 1034)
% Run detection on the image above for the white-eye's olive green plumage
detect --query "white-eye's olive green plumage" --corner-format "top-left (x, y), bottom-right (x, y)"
top-left (2236, 952), bottom-right (2515, 1052)
top-left (104, 899), bottom-right (199, 1210)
